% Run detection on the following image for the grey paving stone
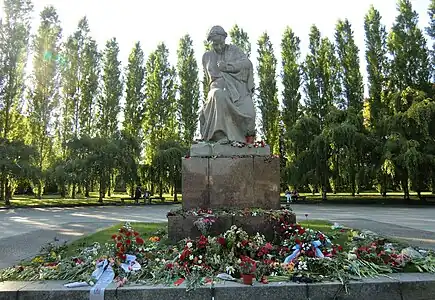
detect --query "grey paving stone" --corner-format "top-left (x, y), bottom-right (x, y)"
top-left (0, 281), bottom-right (30, 300)
top-left (392, 273), bottom-right (435, 300)
top-left (214, 281), bottom-right (307, 300)
top-left (308, 277), bottom-right (401, 300)
top-left (17, 281), bottom-right (91, 300)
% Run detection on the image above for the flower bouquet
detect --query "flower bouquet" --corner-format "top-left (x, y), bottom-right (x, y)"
top-left (238, 255), bottom-right (257, 285)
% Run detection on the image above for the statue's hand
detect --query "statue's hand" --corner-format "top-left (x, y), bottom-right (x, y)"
top-left (217, 61), bottom-right (227, 71)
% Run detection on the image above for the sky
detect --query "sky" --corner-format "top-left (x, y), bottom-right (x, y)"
top-left (0, 0), bottom-right (432, 98)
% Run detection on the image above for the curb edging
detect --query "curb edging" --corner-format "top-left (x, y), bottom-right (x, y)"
top-left (1, 273), bottom-right (434, 300)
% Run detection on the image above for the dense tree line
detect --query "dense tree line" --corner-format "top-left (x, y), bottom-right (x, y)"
top-left (0, 0), bottom-right (433, 204)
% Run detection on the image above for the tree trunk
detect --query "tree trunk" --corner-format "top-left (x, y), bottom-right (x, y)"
top-left (85, 182), bottom-right (90, 198)
top-left (130, 182), bottom-right (134, 198)
top-left (107, 174), bottom-right (111, 197)
top-left (99, 177), bottom-right (105, 203)
top-left (382, 172), bottom-right (387, 197)
top-left (37, 181), bottom-right (42, 199)
top-left (72, 183), bottom-right (76, 199)
top-left (60, 184), bottom-right (66, 198)
top-left (321, 185), bottom-right (327, 201)
top-left (4, 178), bottom-right (11, 206)
top-left (0, 175), bottom-right (4, 203)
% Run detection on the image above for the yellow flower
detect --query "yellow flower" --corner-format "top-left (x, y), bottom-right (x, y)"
top-left (32, 256), bottom-right (44, 263)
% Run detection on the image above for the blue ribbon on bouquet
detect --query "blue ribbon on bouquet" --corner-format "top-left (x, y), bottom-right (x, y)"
top-left (284, 244), bottom-right (301, 264)
top-left (312, 240), bottom-right (324, 258)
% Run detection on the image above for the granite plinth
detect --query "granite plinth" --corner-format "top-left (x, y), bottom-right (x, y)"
top-left (190, 142), bottom-right (270, 157)
top-left (182, 156), bottom-right (280, 210)
top-left (3, 274), bottom-right (435, 300)
top-left (167, 212), bottom-right (295, 243)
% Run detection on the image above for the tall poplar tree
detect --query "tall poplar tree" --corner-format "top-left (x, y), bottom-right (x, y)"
top-left (98, 37), bottom-right (123, 138)
top-left (257, 32), bottom-right (279, 153)
top-left (229, 24), bottom-right (251, 57)
top-left (123, 41), bottom-right (145, 139)
top-left (144, 43), bottom-right (177, 161)
top-left (427, 0), bottom-right (435, 79)
top-left (79, 30), bottom-right (100, 138)
top-left (388, 0), bottom-right (431, 94)
top-left (0, 0), bottom-right (33, 202)
top-left (123, 41), bottom-right (145, 196)
top-left (364, 6), bottom-right (388, 127)
top-left (335, 19), bottom-right (364, 112)
top-left (60, 18), bottom-right (98, 145)
top-left (281, 26), bottom-right (302, 153)
top-left (177, 34), bottom-right (200, 144)
top-left (28, 6), bottom-right (62, 198)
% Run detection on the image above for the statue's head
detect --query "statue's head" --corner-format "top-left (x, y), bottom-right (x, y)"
top-left (207, 25), bottom-right (227, 54)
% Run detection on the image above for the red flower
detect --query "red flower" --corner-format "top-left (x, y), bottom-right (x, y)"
top-left (116, 242), bottom-right (123, 248)
top-left (126, 239), bottom-right (131, 245)
top-left (116, 235), bottom-right (122, 241)
top-left (111, 234), bottom-right (117, 239)
top-left (241, 240), bottom-right (249, 247)
top-left (133, 231), bottom-right (139, 237)
top-left (264, 243), bottom-right (273, 250)
top-left (166, 263), bottom-right (174, 269)
top-left (126, 231), bottom-right (132, 237)
top-left (295, 238), bottom-right (301, 245)
top-left (217, 237), bottom-right (226, 246)
top-left (136, 237), bottom-right (144, 245)
top-left (337, 245), bottom-right (343, 252)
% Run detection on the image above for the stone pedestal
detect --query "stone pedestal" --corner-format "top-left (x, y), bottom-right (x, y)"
top-left (167, 142), bottom-right (289, 243)
top-left (167, 212), bottom-right (296, 243)
top-left (182, 155), bottom-right (280, 210)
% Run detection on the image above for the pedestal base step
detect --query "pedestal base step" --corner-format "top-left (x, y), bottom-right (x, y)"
top-left (167, 209), bottom-right (296, 243)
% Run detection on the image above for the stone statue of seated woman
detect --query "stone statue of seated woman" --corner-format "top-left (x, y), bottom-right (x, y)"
top-left (199, 25), bottom-right (256, 144)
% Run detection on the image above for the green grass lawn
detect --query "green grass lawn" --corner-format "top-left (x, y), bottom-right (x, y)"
top-left (64, 222), bottom-right (168, 257)
top-left (3, 192), bottom-right (181, 208)
top-left (280, 191), bottom-right (435, 202)
top-left (4, 190), bottom-right (432, 209)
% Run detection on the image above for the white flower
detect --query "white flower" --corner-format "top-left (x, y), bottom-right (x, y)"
top-left (198, 260), bottom-right (202, 264)
top-left (226, 266), bottom-right (235, 274)
top-left (189, 255), bottom-right (194, 260)
top-left (187, 242), bottom-right (193, 248)
top-left (199, 255), bottom-right (203, 259)
top-left (237, 259), bottom-right (242, 264)
top-left (155, 258), bottom-right (160, 262)
top-left (252, 212), bottom-right (258, 216)
top-left (347, 253), bottom-right (357, 261)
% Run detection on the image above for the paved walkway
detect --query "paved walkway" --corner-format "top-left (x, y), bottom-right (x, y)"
top-left (0, 204), bottom-right (434, 269)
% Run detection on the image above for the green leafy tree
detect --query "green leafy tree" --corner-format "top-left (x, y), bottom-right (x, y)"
top-left (143, 43), bottom-right (177, 194)
top-left (79, 24), bottom-right (100, 138)
top-left (229, 24), bottom-right (251, 57)
top-left (98, 37), bottom-right (123, 138)
top-left (280, 26), bottom-right (302, 187)
top-left (28, 6), bottom-right (62, 198)
top-left (426, 0), bottom-right (435, 79)
top-left (335, 19), bottom-right (364, 111)
top-left (388, 0), bottom-right (431, 94)
top-left (123, 41), bottom-right (145, 196)
top-left (364, 6), bottom-right (389, 127)
top-left (257, 32), bottom-right (279, 153)
top-left (124, 41), bottom-right (145, 139)
top-left (0, 0), bottom-right (33, 202)
top-left (176, 34), bottom-right (200, 144)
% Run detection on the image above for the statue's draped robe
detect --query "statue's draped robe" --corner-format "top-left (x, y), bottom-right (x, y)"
top-left (199, 45), bottom-right (256, 143)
